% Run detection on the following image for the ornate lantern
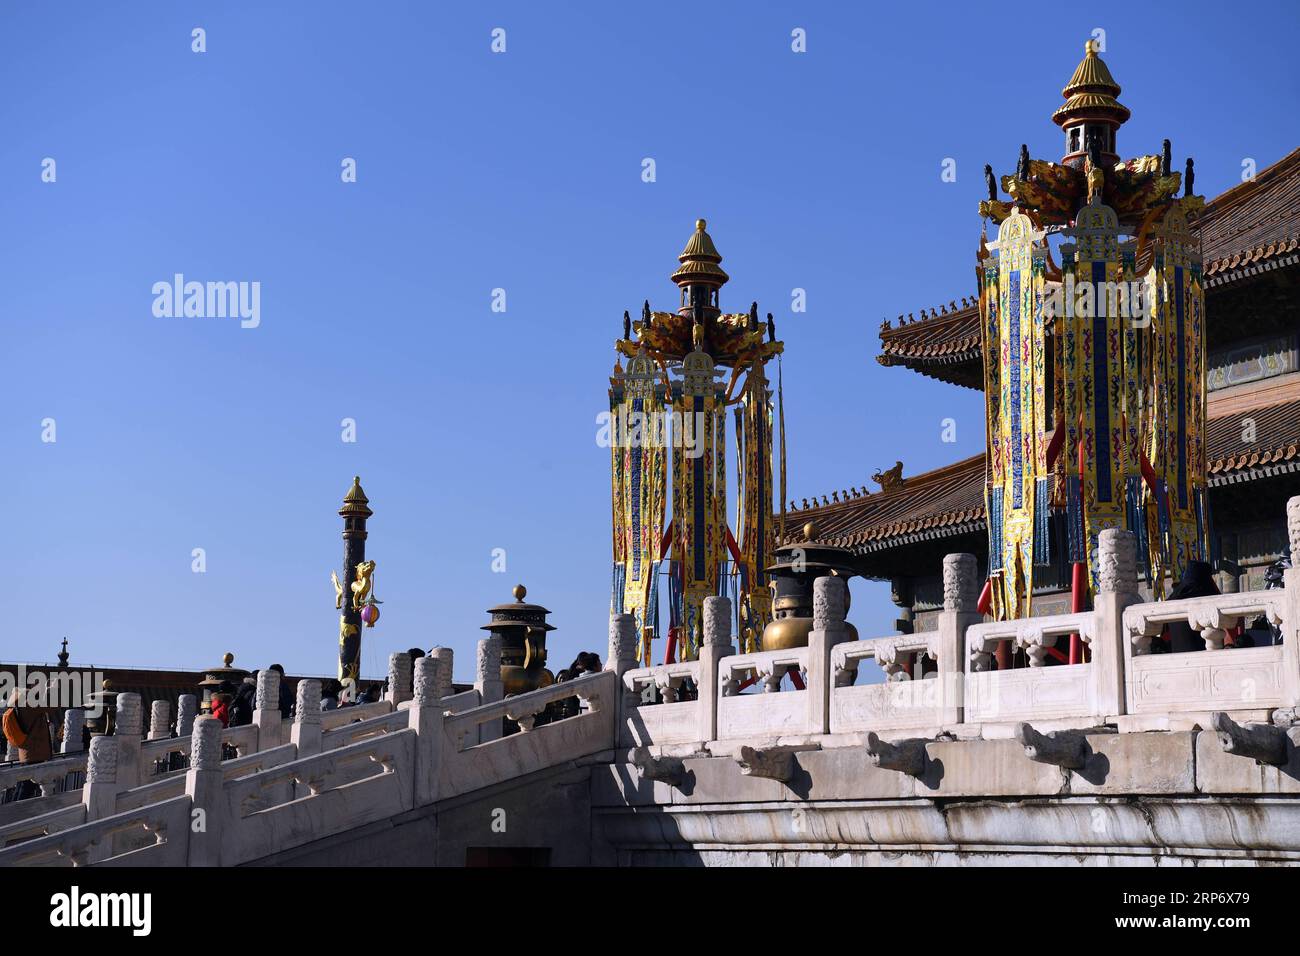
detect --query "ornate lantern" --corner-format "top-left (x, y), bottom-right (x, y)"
top-left (482, 585), bottom-right (556, 696)
top-left (761, 522), bottom-right (859, 651)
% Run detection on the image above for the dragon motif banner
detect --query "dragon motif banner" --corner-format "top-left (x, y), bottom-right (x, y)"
top-left (611, 349), bottom-right (667, 642)
top-left (983, 209), bottom-right (1050, 620)
top-left (671, 339), bottom-right (725, 659)
top-left (1144, 204), bottom-right (1207, 589)
top-left (1060, 200), bottom-right (1138, 594)
top-left (736, 361), bottom-right (774, 653)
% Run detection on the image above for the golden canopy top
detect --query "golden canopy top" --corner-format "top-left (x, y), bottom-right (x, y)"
top-left (339, 475), bottom-right (373, 518)
top-left (671, 218), bottom-right (729, 287)
top-left (1053, 38), bottom-right (1129, 127)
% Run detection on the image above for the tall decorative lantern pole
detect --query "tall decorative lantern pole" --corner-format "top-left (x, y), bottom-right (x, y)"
top-left (610, 220), bottom-right (785, 662)
top-left (333, 476), bottom-right (374, 694)
top-left (977, 39), bottom-right (1208, 624)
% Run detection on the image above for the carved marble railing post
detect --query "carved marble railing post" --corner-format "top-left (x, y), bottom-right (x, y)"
top-left (185, 716), bottom-right (225, 866)
top-left (808, 576), bottom-right (849, 736)
top-left (608, 614), bottom-right (641, 716)
top-left (939, 553), bottom-right (981, 726)
top-left (1093, 529), bottom-right (1139, 719)
top-left (82, 735), bottom-right (120, 822)
top-left (290, 679), bottom-right (322, 757)
top-left (150, 700), bottom-right (171, 742)
top-left (61, 708), bottom-right (85, 754)
top-left (607, 614), bottom-right (638, 681)
top-left (386, 652), bottom-right (413, 707)
top-left (408, 656), bottom-right (444, 806)
top-left (148, 700), bottom-right (171, 740)
top-left (431, 647), bottom-right (454, 701)
top-left (1283, 497), bottom-right (1300, 707)
top-left (176, 694), bottom-right (198, 738)
top-left (699, 598), bottom-right (734, 743)
top-left (475, 636), bottom-right (504, 743)
top-left (253, 667), bottom-right (283, 750)
top-left (113, 692), bottom-right (145, 787)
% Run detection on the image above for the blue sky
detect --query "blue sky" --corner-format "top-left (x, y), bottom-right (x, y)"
top-left (3, 1), bottom-right (1297, 680)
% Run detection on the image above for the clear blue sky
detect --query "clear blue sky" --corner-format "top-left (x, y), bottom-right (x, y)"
top-left (3, 1), bottom-right (1296, 680)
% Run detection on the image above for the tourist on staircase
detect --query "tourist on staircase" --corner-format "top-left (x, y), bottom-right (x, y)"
top-left (2, 689), bottom-right (52, 801)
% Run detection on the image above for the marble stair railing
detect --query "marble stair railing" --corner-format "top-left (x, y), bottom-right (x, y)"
top-left (0, 658), bottom-right (399, 831)
top-left (0, 652), bottom-right (623, 867)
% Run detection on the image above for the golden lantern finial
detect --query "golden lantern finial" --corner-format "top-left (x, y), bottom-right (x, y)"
top-left (223, 652), bottom-right (234, 666)
top-left (513, 584), bottom-right (527, 602)
top-left (802, 521), bottom-right (817, 541)
top-left (671, 218), bottom-right (729, 288)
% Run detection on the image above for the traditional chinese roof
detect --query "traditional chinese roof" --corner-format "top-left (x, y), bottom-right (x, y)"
top-left (1198, 147), bottom-right (1300, 288)
top-left (788, 397), bottom-right (1300, 555)
top-left (876, 148), bottom-right (1300, 388)
top-left (1205, 396), bottom-right (1300, 484)
top-left (876, 298), bottom-right (982, 388)
top-left (785, 454), bottom-right (986, 554)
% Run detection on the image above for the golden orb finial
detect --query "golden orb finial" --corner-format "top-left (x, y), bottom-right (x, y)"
top-left (513, 584), bottom-right (527, 602)
top-left (696, 218), bottom-right (706, 231)
top-left (803, 521), bottom-right (817, 541)
top-left (223, 652), bottom-right (234, 666)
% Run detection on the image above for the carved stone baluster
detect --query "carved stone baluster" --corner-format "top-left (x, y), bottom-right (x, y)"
top-left (698, 597), bottom-right (733, 741)
top-left (148, 700), bottom-right (171, 740)
top-left (291, 678), bottom-right (322, 757)
top-left (1283, 496), bottom-right (1300, 706)
top-left (175, 694), bottom-right (198, 739)
top-left (431, 647), bottom-right (455, 702)
top-left (409, 655), bottom-right (444, 806)
top-left (1094, 529), bottom-right (1138, 717)
top-left (113, 692), bottom-right (144, 787)
top-left (476, 637), bottom-right (504, 743)
top-left (186, 716), bottom-right (225, 866)
top-left (386, 652), bottom-right (413, 707)
top-left (253, 667), bottom-right (283, 749)
top-left (61, 708), bottom-right (86, 754)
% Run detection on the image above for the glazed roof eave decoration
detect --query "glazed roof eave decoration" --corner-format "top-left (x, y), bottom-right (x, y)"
top-left (785, 398), bottom-right (1300, 555)
top-left (875, 148), bottom-right (1300, 386)
top-left (877, 298), bottom-right (983, 389)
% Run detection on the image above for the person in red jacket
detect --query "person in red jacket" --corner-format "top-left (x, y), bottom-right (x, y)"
top-left (209, 682), bottom-right (235, 728)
